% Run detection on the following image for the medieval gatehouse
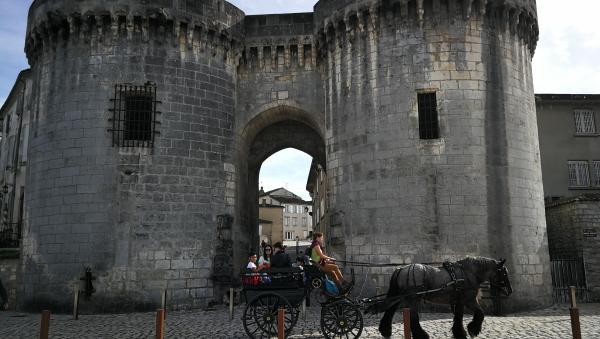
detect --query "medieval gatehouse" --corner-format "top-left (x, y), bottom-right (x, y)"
top-left (0, 0), bottom-right (549, 312)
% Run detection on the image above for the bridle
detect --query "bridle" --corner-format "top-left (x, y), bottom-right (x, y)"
top-left (489, 265), bottom-right (512, 295)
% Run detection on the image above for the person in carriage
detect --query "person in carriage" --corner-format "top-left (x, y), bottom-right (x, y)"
top-left (310, 232), bottom-right (350, 293)
top-left (257, 244), bottom-right (273, 269)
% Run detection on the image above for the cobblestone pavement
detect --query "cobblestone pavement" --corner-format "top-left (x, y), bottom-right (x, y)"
top-left (1, 304), bottom-right (599, 339)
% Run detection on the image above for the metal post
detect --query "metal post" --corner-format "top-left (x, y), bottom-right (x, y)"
top-left (39, 310), bottom-right (50, 339)
top-left (569, 286), bottom-right (582, 339)
top-left (229, 288), bottom-right (234, 321)
top-left (402, 308), bottom-right (411, 339)
top-left (73, 286), bottom-right (80, 320)
top-left (161, 290), bottom-right (167, 319)
top-left (277, 307), bottom-right (285, 339)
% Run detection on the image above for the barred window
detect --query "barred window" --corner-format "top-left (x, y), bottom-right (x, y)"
top-left (573, 109), bottom-right (596, 134)
top-left (593, 161), bottom-right (600, 187)
top-left (110, 83), bottom-right (159, 147)
top-left (418, 92), bottom-right (440, 139)
top-left (568, 161), bottom-right (590, 187)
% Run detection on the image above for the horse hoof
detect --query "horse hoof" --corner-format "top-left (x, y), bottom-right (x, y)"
top-left (452, 327), bottom-right (468, 339)
top-left (379, 327), bottom-right (392, 338)
top-left (467, 322), bottom-right (482, 337)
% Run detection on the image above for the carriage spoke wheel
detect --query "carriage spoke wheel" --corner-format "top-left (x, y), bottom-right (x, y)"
top-left (242, 293), bottom-right (298, 339)
top-left (320, 300), bottom-right (364, 339)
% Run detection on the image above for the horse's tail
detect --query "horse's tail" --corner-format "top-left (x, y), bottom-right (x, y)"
top-left (365, 268), bottom-right (404, 314)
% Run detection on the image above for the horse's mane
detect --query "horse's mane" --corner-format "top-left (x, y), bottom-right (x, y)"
top-left (456, 256), bottom-right (497, 277)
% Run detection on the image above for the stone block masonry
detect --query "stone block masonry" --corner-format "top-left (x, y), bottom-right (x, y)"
top-left (15, 0), bottom-right (550, 312)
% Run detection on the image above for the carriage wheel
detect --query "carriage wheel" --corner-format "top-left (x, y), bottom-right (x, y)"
top-left (320, 300), bottom-right (364, 339)
top-left (242, 293), bottom-right (298, 338)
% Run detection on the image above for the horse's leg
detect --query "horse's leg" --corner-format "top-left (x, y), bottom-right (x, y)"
top-left (378, 302), bottom-right (399, 339)
top-left (451, 300), bottom-right (467, 339)
top-left (410, 302), bottom-right (430, 339)
top-left (465, 298), bottom-right (485, 337)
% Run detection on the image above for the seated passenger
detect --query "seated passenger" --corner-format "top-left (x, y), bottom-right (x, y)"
top-left (247, 253), bottom-right (263, 272)
top-left (310, 232), bottom-right (348, 292)
top-left (270, 242), bottom-right (292, 268)
top-left (258, 245), bottom-right (273, 269)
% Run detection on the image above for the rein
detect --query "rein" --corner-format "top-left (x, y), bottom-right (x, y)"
top-left (335, 260), bottom-right (442, 267)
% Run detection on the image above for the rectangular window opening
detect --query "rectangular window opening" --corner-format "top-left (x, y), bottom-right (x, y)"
top-left (110, 83), bottom-right (159, 148)
top-left (418, 92), bottom-right (440, 139)
top-left (593, 161), bottom-right (600, 187)
top-left (568, 161), bottom-right (590, 187)
top-left (574, 109), bottom-right (596, 134)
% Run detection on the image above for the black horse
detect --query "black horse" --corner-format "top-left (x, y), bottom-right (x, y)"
top-left (366, 257), bottom-right (512, 339)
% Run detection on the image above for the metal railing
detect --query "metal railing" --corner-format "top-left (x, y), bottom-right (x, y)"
top-left (550, 258), bottom-right (589, 303)
top-left (0, 222), bottom-right (22, 248)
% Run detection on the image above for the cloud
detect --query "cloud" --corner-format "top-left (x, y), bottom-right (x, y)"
top-left (228, 0), bottom-right (318, 14)
top-left (259, 148), bottom-right (313, 200)
top-left (533, 0), bottom-right (600, 93)
top-left (0, 1), bottom-right (30, 107)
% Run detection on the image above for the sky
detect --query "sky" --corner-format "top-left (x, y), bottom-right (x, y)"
top-left (1, 0), bottom-right (599, 200)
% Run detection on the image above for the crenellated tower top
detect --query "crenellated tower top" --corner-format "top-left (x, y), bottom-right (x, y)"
top-left (314, 0), bottom-right (538, 55)
top-left (24, 0), bottom-right (246, 64)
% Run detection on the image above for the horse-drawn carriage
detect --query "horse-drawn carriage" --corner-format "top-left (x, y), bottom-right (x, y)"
top-left (241, 257), bottom-right (512, 339)
top-left (241, 265), bottom-right (363, 338)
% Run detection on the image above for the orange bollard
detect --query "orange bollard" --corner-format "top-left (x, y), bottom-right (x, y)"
top-left (569, 287), bottom-right (582, 339)
top-left (403, 308), bottom-right (411, 339)
top-left (277, 307), bottom-right (285, 339)
top-left (156, 309), bottom-right (165, 339)
top-left (39, 310), bottom-right (51, 339)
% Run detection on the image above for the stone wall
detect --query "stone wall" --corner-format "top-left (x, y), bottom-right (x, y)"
top-left (546, 195), bottom-right (600, 301)
top-left (0, 253), bottom-right (20, 309)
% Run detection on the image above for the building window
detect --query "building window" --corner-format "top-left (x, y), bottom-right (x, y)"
top-left (418, 92), bottom-right (440, 139)
top-left (292, 217), bottom-right (297, 226)
top-left (284, 217), bottom-right (289, 226)
top-left (593, 161), bottom-right (600, 187)
top-left (568, 161), bottom-right (590, 187)
top-left (285, 231), bottom-right (293, 240)
top-left (302, 217), bottom-right (307, 226)
top-left (110, 83), bottom-right (159, 147)
top-left (574, 110), bottom-right (596, 134)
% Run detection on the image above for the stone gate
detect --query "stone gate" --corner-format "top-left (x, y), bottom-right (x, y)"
top-left (9, 0), bottom-right (550, 312)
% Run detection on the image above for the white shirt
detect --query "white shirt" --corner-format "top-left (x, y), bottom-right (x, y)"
top-left (247, 262), bottom-right (257, 270)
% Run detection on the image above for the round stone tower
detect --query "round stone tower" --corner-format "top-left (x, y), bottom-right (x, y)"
top-left (314, 0), bottom-right (550, 310)
top-left (23, 0), bottom-right (243, 311)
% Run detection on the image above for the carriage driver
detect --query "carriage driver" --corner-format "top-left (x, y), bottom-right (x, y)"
top-left (310, 232), bottom-right (349, 292)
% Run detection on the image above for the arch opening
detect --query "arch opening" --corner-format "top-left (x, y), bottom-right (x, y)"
top-left (235, 106), bottom-right (326, 272)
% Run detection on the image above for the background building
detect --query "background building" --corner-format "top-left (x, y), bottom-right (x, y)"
top-left (536, 94), bottom-right (600, 202)
top-left (259, 188), bottom-right (312, 249)
top-left (257, 203), bottom-right (284, 246)
top-left (306, 159), bottom-right (329, 239)
top-left (0, 70), bottom-right (32, 307)
top-left (536, 94), bottom-right (600, 302)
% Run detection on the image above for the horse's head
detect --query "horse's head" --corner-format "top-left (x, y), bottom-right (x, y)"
top-left (491, 259), bottom-right (513, 296)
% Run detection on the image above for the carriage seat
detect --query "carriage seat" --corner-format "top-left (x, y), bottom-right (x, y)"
top-left (241, 267), bottom-right (304, 290)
